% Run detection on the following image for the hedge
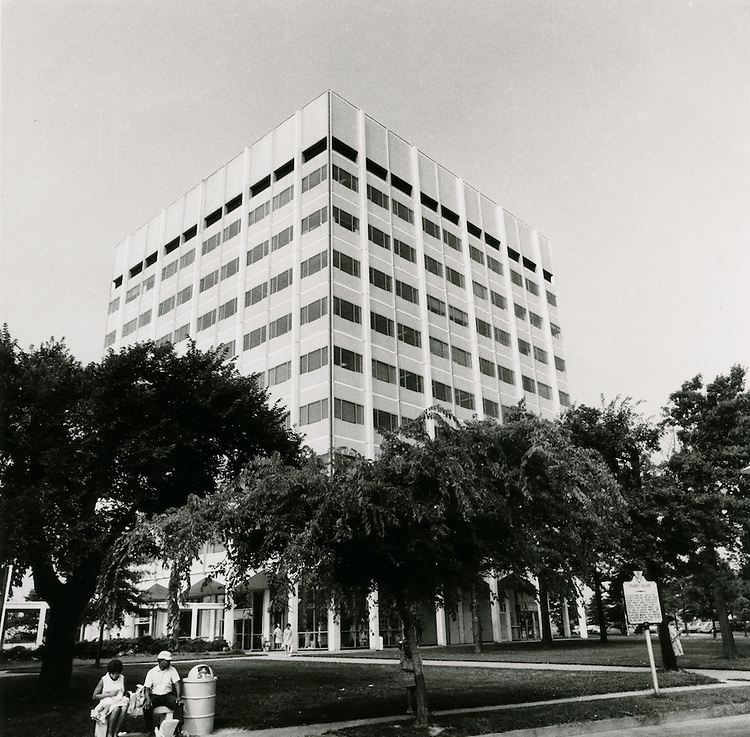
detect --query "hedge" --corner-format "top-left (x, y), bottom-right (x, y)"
top-left (0, 637), bottom-right (228, 662)
top-left (73, 636), bottom-right (229, 659)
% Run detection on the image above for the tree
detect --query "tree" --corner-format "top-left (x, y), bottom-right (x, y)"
top-left (133, 412), bottom-right (531, 725)
top-left (560, 399), bottom-right (688, 668)
top-left (662, 366), bottom-right (750, 658)
top-left (0, 332), bottom-right (300, 694)
top-left (136, 408), bottom-right (621, 724)
top-left (499, 407), bottom-right (624, 647)
top-left (319, 413), bottom-right (534, 724)
top-left (83, 566), bottom-right (144, 667)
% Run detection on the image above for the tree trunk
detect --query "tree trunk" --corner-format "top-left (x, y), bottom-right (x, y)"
top-left (33, 562), bottom-right (97, 697)
top-left (95, 621), bottom-right (105, 668)
top-left (401, 607), bottom-right (429, 726)
top-left (644, 564), bottom-right (677, 670)
top-left (713, 577), bottom-right (739, 658)
top-left (167, 565), bottom-right (182, 651)
top-left (592, 570), bottom-right (608, 644)
top-left (469, 587), bottom-right (484, 654)
top-left (538, 573), bottom-right (554, 648)
top-left (37, 597), bottom-right (87, 697)
top-left (654, 578), bottom-right (677, 671)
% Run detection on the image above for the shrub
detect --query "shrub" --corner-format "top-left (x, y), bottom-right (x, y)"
top-left (181, 638), bottom-right (228, 653)
top-left (0, 645), bottom-right (44, 662)
top-left (72, 636), bottom-right (229, 660)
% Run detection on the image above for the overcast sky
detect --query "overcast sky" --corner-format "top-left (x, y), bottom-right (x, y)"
top-left (3, 0), bottom-right (749, 421)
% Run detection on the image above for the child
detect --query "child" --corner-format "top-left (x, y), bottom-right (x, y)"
top-left (398, 638), bottom-right (417, 715)
top-left (91, 659), bottom-right (128, 737)
top-left (668, 615), bottom-right (684, 657)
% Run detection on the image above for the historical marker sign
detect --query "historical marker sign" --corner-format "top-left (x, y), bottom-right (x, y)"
top-left (623, 571), bottom-right (662, 625)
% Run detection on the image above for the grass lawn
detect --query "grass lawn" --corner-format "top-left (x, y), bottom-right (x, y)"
top-left (324, 632), bottom-right (750, 670)
top-left (2, 636), bottom-right (749, 737)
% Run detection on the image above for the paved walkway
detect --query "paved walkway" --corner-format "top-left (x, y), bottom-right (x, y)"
top-left (270, 652), bottom-right (655, 672)
top-left (564, 713), bottom-right (750, 737)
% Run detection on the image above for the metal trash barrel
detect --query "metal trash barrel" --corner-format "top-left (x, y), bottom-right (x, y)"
top-left (182, 664), bottom-right (217, 735)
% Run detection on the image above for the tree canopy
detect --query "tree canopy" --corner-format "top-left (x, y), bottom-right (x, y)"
top-left (661, 365), bottom-right (750, 657)
top-left (137, 408), bottom-right (621, 724)
top-left (0, 330), bottom-right (300, 693)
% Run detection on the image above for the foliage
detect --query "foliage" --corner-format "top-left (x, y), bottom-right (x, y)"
top-left (505, 407), bottom-right (625, 583)
top-left (561, 398), bottom-right (681, 659)
top-left (0, 330), bottom-right (300, 693)
top-left (82, 567), bottom-right (145, 632)
top-left (661, 365), bottom-right (750, 657)
top-left (137, 407), bottom-right (621, 724)
top-left (0, 645), bottom-right (45, 662)
top-left (561, 398), bottom-right (662, 570)
top-left (71, 636), bottom-right (228, 660)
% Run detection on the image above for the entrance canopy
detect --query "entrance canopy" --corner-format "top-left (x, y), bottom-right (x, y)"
top-left (187, 577), bottom-right (225, 599)
top-left (142, 583), bottom-right (169, 603)
top-left (239, 571), bottom-right (269, 592)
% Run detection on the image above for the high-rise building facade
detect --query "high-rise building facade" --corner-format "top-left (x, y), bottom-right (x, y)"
top-left (106, 91), bottom-right (569, 458)
top-left (101, 91), bottom-right (573, 650)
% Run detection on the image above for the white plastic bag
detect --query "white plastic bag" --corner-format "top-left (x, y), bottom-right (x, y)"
top-left (128, 684), bottom-right (146, 717)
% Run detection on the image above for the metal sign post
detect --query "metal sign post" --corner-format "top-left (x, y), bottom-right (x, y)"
top-left (623, 571), bottom-right (662, 696)
top-left (642, 623), bottom-right (660, 695)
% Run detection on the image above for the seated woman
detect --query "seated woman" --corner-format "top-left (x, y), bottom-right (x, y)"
top-left (91, 658), bottom-right (128, 737)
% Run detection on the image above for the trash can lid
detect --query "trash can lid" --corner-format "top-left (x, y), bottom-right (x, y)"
top-left (186, 664), bottom-right (215, 680)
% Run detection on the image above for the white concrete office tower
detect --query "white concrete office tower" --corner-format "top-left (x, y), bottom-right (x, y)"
top-left (105, 90), bottom-right (569, 460)
top-left (102, 90), bottom-right (572, 649)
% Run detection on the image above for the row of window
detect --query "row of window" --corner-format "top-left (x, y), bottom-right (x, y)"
top-left (145, 274), bottom-right (565, 371)
top-left (106, 310), bottom-right (569, 412)
top-left (112, 138), bottom-right (326, 288)
top-left (113, 131), bottom-right (558, 309)
top-left (365, 157), bottom-right (557, 289)
top-left (248, 160), bottom-right (360, 232)
top-left (116, 279), bottom-right (561, 377)
top-left (326, 231), bottom-right (560, 342)
top-left (202, 218), bottom-right (242, 256)
top-left (295, 371), bottom-right (568, 431)
top-left (345, 140), bottom-right (556, 284)
top-left (246, 292), bottom-right (562, 378)
top-left (275, 334), bottom-right (564, 396)
top-left (114, 227), bottom-right (196, 289)
top-left (114, 281), bottom-right (563, 379)
top-left (196, 298), bottom-right (239, 332)
top-left (116, 200), bottom-right (559, 336)
top-left (242, 297), bottom-right (426, 351)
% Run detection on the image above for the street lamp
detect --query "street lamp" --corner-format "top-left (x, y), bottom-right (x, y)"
top-left (741, 465), bottom-right (750, 475)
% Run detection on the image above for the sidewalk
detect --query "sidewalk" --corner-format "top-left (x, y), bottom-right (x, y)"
top-left (204, 657), bottom-right (750, 737)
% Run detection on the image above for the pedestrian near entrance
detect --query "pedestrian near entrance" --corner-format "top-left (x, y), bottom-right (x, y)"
top-left (273, 623), bottom-right (282, 650)
top-left (282, 623), bottom-right (294, 655)
top-left (398, 638), bottom-right (417, 715)
top-left (668, 616), bottom-right (684, 657)
top-left (143, 651), bottom-right (183, 732)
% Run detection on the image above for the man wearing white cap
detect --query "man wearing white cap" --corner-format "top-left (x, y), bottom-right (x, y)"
top-left (143, 651), bottom-right (182, 732)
